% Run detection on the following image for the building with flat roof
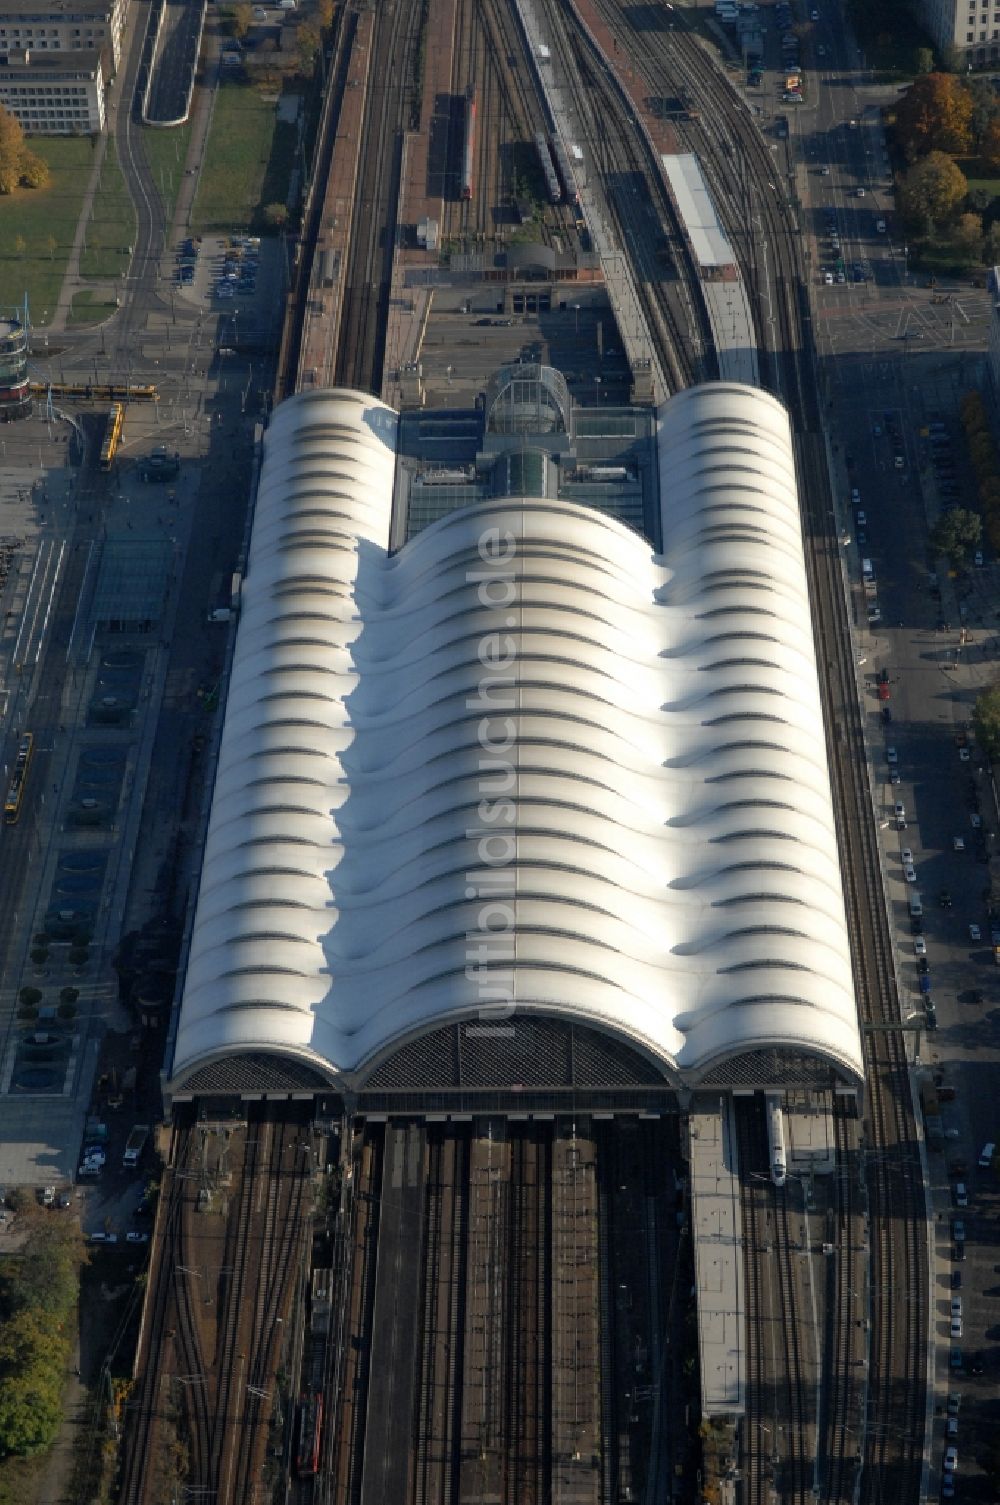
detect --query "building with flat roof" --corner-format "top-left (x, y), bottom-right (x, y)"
top-left (0, 44), bottom-right (107, 132)
top-left (0, 0), bottom-right (126, 70)
top-left (915, 0), bottom-right (1000, 66)
top-left (165, 375), bottom-right (862, 1111)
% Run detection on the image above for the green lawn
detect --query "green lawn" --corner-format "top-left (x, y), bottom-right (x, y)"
top-left (80, 137), bottom-right (137, 281)
top-left (69, 289), bottom-right (119, 326)
top-left (0, 137), bottom-right (96, 325)
top-left (191, 81), bottom-right (293, 232)
top-left (142, 120), bottom-right (194, 228)
top-left (958, 157), bottom-right (1000, 199)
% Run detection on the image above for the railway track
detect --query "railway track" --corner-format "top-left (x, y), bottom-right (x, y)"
top-left (736, 1099), bottom-right (772, 1505)
top-left (412, 1125), bottom-right (468, 1505)
top-left (117, 1117), bottom-right (193, 1505)
top-left (335, 0), bottom-right (425, 392)
top-left (567, 6), bottom-right (927, 1493)
top-left (228, 1123), bottom-right (312, 1502)
top-left (820, 1103), bottom-right (863, 1505)
top-left (533, 0), bottom-right (701, 393)
top-left (506, 1125), bottom-right (551, 1504)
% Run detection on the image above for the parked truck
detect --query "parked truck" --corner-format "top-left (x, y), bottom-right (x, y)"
top-left (123, 1124), bottom-right (150, 1168)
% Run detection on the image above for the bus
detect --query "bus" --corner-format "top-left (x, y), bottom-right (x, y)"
top-left (4, 733), bottom-right (34, 824)
top-left (99, 402), bottom-right (125, 470)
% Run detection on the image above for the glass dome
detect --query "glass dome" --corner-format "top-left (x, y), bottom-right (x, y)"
top-left (484, 363), bottom-right (571, 436)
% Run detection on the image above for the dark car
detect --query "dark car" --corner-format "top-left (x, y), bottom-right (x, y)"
top-left (940, 889), bottom-right (953, 908)
top-left (911, 916), bottom-right (924, 934)
top-left (881, 706), bottom-right (892, 723)
top-left (971, 1351), bottom-right (985, 1375)
top-left (952, 1269), bottom-right (963, 1289)
top-left (918, 957), bottom-right (930, 974)
top-left (878, 668), bottom-right (889, 684)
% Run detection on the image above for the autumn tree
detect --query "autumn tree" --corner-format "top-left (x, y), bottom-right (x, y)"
top-left (952, 210), bottom-right (984, 259)
top-left (296, 20), bottom-right (321, 70)
top-left (0, 105), bottom-right (24, 193)
top-left (18, 150), bottom-right (49, 188)
top-left (895, 72), bottom-right (974, 159)
top-left (0, 104), bottom-right (51, 192)
top-left (931, 507), bottom-right (982, 563)
top-left (262, 200), bottom-right (288, 227)
top-left (915, 46), bottom-right (934, 74)
top-left (231, 3), bottom-right (252, 38)
top-left (982, 118), bottom-right (1000, 173)
top-left (898, 151), bottom-right (968, 229)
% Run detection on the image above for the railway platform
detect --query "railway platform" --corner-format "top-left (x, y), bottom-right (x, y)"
top-left (690, 1096), bottom-right (746, 1416)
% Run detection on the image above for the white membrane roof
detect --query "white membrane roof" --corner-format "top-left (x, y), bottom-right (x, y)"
top-left (170, 382), bottom-right (862, 1090)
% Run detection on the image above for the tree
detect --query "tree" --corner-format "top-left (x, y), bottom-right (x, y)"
top-left (973, 683), bottom-right (1000, 758)
top-left (966, 75), bottom-right (999, 145)
top-left (296, 20), bottom-right (321, 70)
top-left (18, 150), bottom-right (49, 189)
top-left (898, 151), bottom-right (968, 229)
top-left (316, 0), bottom-right (334, 26)
top-left (985, 221), bottom-right (1000, 264)
top-left (931, 506), bottom-right (982, 563)
top-left (232, 2), bottom-right (252, 37)
top-left (0, 104), bottom-right (24, 193)
top-left (915, 46), bottom-right (935, 75)
top-left (953, 210), bottom-right (984, 259)
top-left (262, 200), bottom-right (288, 228)
top-left (895, 73), bottom-right (974, 159)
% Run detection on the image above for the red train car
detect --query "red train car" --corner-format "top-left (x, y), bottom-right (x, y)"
top-left (461, 92), bottom-right (476, 201)
top-left (295, 1392), bottom-right (324, 1477)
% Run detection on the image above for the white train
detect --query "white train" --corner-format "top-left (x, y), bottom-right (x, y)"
top-left (766, 1093), bottom-right (787, 1187)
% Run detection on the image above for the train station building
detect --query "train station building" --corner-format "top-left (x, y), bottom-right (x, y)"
top-left (164, 371), bottom-right (864, 1116)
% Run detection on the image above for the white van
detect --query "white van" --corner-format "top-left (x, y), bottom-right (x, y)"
top-left (978, 1142), bottom-right (995, 1168)
top-left (908, 893), bottom-right (922, 917)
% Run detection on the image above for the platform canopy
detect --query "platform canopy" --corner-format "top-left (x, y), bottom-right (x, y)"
top-left (169, 382), bottom-right (863, 1096)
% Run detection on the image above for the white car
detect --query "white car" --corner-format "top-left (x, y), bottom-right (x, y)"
top-left (951, 1316), bottom-right (963, 1339)
top-left (856, 187), bottom-right (866, 196)
top-left (974, 550), bottom-right (984, 567)
top-left (971, 813), bottom-right (982, 829)
top-left (904, 864), bottom-right (917, 883)
top-left (953, 836), bottom-right (966, 852)
top-left (851, 487), bottom-right (861, 503)
top-left (824, 270), bottom-right (834, 285)
top-left (914, 936), bottom-right (927, 956)
top-left (954, 1184), bottom-right (968, 1208)
top-left (959, 747), bottom-right (971, 762)
top-left (887, 747), bottom-right (898, 765)
top-left (944, 1446), bottom-right (958, 1473)
top-left (969, 924), bottom-right (982, 942)
top-left (890, 770), bottom-right (901, 785)
top-left (901, 848), bottom-right (913, 866)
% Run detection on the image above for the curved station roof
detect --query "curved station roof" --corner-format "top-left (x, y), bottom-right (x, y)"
top-left (169, 382), bottom-right (863, 1096)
